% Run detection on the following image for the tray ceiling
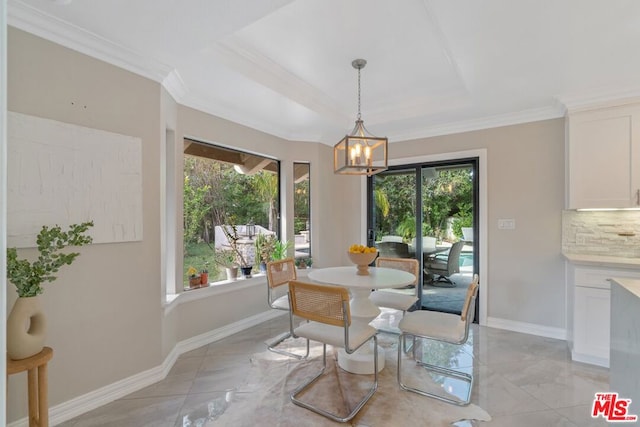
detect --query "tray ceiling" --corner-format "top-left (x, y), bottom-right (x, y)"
top-left (8, 0), bottom-right (640, 144)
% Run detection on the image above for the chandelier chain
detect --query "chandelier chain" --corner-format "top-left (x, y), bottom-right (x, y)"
top-left (357, 67), bottom-right (362, 121)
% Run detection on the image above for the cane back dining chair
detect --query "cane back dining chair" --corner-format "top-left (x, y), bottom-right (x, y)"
top-left (369, 257), bottom-right (420, 333)
top-left (397, 274), bottom-right (479, 406)
top-left (265, 258), bottom-right (309, 359)
top-left (288, 280), bottom-right (378, 423)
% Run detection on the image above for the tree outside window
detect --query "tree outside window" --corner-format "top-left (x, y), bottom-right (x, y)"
top-left (183, 140), bottom-right (280, 287)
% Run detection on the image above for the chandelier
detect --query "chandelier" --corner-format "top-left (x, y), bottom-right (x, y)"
top-left (334, 59), bottom-right (388, 176)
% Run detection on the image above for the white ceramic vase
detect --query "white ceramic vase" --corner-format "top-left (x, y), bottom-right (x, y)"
top-left (7, 296), bottom-right (47, 360)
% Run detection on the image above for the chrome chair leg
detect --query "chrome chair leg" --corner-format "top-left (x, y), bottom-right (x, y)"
top-left (397, 333), bottom-right (472, 406)
top-left (266, 331), bottom-right (310, 360)
top-left (375, 310), bottom-right (413, 354)
top-left (291, 337), bottom-right (379, 423)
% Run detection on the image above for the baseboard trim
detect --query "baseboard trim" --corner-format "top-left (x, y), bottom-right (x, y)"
top-left (486, 316), bottom-right (567, 340)
top-left (571, 350), bottom-right (609, 368)
top-left (9, 310), bottom-right (283, 427)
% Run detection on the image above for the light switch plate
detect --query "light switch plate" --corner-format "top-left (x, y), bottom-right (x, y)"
top-left (498, 218), bottom-right (516, 230)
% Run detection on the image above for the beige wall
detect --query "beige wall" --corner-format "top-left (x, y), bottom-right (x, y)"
top-left (6, 25), bottom-right (567, 424)
top-left (7, 27), bottom-right (163, 421)
top-left (391, 120), bottom-right (566, 329)
top-left (6, 27), bottom-right (358, 424)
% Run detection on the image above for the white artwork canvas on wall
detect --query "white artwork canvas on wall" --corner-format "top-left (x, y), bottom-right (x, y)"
top-left (7, 112), bottom-right (143, 248)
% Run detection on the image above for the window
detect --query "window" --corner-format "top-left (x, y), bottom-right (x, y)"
top-left (293, 163), bottom-right (311, 265)
top-left (183, 139), bottom-right (280, 288)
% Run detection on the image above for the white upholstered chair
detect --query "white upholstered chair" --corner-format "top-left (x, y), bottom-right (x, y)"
top-left (288, 280), bottom-right (378, 423)
top-left (265, 258), bottom-right (309, 359)
top-left (397, 274), bottom-right (479, 405)
top-left (369, 257), bottom-right (420, 323)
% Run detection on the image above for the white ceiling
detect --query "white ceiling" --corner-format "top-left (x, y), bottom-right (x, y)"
top-left (8, 0), bottom-right (640, 145)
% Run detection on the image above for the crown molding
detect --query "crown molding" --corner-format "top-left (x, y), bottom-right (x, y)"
top-left (558, 89), bottom-right (640, 114)
top-left (8, 0), bottom-right (173, 83)
top-left (389, 105), bottom-right (565, 143)
top-left (6, 0), bottom-right (573, 146)
top-left (180, 91), bottom-right (325, 143)
top-left (161, 70), bottom-right (188, 104)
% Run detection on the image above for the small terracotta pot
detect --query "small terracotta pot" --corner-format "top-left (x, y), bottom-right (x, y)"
top-left (189, 275), bottom-right (201, 288)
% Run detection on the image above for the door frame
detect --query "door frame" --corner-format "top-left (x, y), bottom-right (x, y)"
top-left (360, 149), bottom-right (488, 326)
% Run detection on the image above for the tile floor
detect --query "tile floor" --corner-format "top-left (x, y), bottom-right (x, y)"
top-left (58, 315), bottom-right (611, 427)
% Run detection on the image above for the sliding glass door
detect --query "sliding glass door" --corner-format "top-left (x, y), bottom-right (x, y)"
top-left (368, 158), bottom-right (478, 314)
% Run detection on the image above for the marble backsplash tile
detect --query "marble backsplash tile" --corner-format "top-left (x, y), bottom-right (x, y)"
top-left (562, 210), bottom-right (640, 258)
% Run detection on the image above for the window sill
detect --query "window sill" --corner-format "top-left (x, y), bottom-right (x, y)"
top-left (163, 269), bottom-right (311, 315)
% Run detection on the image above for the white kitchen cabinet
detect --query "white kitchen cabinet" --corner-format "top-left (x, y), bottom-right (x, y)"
top-left (573, 286), bottom-right (610, 366)
top-left (569, 264), bottom-right (640, 367)
top-left (566, 103), bottom-right (640, 209)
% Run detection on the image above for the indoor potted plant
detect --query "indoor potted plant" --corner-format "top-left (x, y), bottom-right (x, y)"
top-left (255, 233), bottom-right (276, 272)
top-left (272, 239), bottom-right (292, 261)
top-left (6, 221), bottom-right (93, 360)
top-left (214, 248), bottom-right (239, 281)
top-left (221, 223), bottom-right (253, 278)
top-left (186, 266), bottom-right (201, 288)
top-left (295, 257), bottom-right (313, 269)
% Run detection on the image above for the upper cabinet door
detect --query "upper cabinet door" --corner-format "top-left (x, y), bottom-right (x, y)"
top-left (566, 104), bottom-right (640, 209)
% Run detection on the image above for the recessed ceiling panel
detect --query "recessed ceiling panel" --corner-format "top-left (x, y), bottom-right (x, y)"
top-left (224, 0), bottom-right (469, 122)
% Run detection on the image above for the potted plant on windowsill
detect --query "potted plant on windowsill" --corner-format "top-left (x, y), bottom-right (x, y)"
top-left (187, 266), bottom-right (201, 288)
top-left (295, 257), bottom-right (313, 269)
top-left (255, 233), bottom-right (276, 273)
top-left (221, 224), bottom-right (253, 278)
top-left (6, 221), bottom-right (94, 360)
top-left (214, 248), bottom-right (239, 281)
top-left (272, 239), bottom-right (292, 261)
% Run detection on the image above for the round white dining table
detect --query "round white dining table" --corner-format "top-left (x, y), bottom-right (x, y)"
top-left (308, 266), bottom-right (416, 374)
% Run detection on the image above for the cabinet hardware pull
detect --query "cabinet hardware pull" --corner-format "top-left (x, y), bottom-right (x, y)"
top-left (637, 189), bottom-right (640, 205)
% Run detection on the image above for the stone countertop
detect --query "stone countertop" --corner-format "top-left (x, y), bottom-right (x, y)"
top-left (563, 253), bottom-right (640, 269)
top-left (611, 277), bottom-right (640, 299)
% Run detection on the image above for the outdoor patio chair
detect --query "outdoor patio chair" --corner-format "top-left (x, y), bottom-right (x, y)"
top-left (381, 235), bottom-right (404, 243)
top-left (376, 241), bottom-right (411, 258)
top-left (397, 274), bottom-right (479, 406)
top-left (410, 236), bottom-right (437, 253)
top-left (265, 258), bottom-right (309, 359)
top-left (424, 241), bottom-right (464, 286)
top-left (288, 280), bottom-right (378, 423)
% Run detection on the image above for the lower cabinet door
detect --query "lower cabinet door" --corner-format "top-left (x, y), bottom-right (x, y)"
top-left (573, 286), bottom-right (610, 366)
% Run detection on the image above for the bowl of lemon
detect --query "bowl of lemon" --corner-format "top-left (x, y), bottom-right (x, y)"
top-left (347, 244), bottom-right (378, 275)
